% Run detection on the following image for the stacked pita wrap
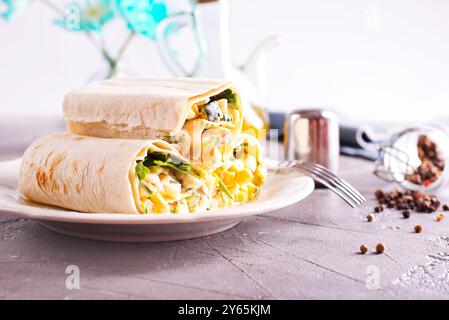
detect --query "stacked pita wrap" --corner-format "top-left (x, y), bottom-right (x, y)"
top-left (63, 77), bottom-right (243, 168)
top-left (19, 77), bottom-right (266, 214)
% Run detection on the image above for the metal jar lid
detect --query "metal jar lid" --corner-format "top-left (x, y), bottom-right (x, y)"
top-left (284, 109), bottom-right (340, 173)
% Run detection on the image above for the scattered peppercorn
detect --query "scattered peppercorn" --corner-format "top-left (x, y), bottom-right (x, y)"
top-left (367, 214), bottom-right (374, 222)
top-left (374, 189), bottom-right (384, 201)
top-left (414, 225), bottom-right (423, 233)
top-left (374, 205), bottom-right (384, 213)
top-left (402, 210), bottom-right (411, 219)
top-left (375, 243), bottom-right (385, 254)
top-left (373, 188), bottom-right (442, 216)
top-left (443, 204), bottom-right (449, 211)
top-left (360, 244), bottom-right (368, 254)
top-left (436, 213), bottom-right (445, 222)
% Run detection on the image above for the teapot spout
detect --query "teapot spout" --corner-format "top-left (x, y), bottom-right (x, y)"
top-left (241, 35), bottom-right (280, 100)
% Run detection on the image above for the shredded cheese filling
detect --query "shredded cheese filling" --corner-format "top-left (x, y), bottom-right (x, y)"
top-left (136, 88), bottom-right (265, 214)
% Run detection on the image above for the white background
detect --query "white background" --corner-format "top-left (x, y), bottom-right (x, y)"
top-left (1, 0), bottom-right (449, 123)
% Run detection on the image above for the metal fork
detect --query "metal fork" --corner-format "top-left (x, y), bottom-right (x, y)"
top-left (278, 160), bottom-right (366, 208)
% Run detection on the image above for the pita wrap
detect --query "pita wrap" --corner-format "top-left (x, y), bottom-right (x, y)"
top-left (19, 132), bottom-right (205, 214)
top-left (63, 77), bottom-right (243, 139)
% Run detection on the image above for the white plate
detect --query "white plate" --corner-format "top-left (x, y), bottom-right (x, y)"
top-left (0, 159), bottom-right (314, 242)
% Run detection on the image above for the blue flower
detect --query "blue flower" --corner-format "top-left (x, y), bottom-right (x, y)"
top-left (115, 0), bottom-right (168, 39)
top-left (1, 0), bottom-right (31, 20)
top-left (55, 0), bottom-right (117, 32)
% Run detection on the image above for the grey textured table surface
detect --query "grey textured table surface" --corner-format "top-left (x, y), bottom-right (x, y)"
top-left (1, 118), bottom-right (449, 300)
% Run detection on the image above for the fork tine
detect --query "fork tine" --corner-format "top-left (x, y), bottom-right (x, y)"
top-left (301, 162), bottom-right (366, 204)
top-left (280, 160), bottom-right (364, 207)
top-left (303, 166), bottom-right (362, 206)
top-left (307, 162), bottom-right (366, 202)
top-left (300, 166), bottom-right (363, 205)
top-left (291, 164), bottom-right (359, 208)
top-left (301, 164), bottom-right (365, 206)
top-left (300, 162), bottom-right (365, 201)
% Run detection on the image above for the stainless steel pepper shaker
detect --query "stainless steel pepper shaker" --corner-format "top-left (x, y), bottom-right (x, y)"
top-left (284, 109), bottom-right (339, 173)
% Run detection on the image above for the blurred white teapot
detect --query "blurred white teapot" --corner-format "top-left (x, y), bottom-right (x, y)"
top-left (155, 0), bottom-right (279, 131)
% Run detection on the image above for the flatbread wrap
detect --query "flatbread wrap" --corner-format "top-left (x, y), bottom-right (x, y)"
top-left (19, 132), bottom-right (218, 214)
top-left (63, 77), bottom-right (244, 167)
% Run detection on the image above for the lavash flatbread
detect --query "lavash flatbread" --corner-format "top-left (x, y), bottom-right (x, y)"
top-left (19, 132), bottom-right (184, 214)
top-left (63, 77), bottom-right (239, 138)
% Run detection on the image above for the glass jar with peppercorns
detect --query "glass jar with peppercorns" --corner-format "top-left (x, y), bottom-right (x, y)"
top-left (358, 122), bottom-right (449, 191)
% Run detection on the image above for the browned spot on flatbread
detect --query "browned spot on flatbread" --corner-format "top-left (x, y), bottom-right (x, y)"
top-left (37, 154), bottom-right (65, 193)
top-left (117, 142), bottom-right (127, 147)
top-left (44, 151), bottom-right (55, 166)
top-left (62, 182), bottom-right (68, 194)
top-left (36, 168), bottom-right (59, 192)
top-left (50, 180), bottom-right (59, 193)
top-left (75, 184), bottom-right (82, 193)
top-left (98, 160), bottom-right (106, 175)
top-left (36, 169), bottom-right (47, 190)
top-left (71, 161), bottom-right (79, 175)
top-left (49, 154), bottom-right (65, 174)
top-left (73, 136), bottom-right (84, 141)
